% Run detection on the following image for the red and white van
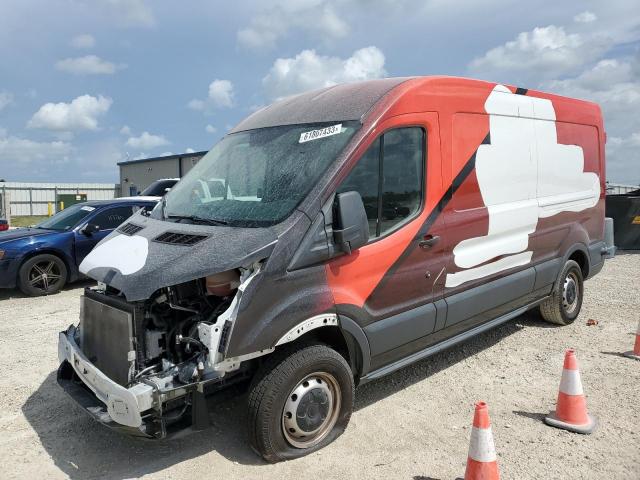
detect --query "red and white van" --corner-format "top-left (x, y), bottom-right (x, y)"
top-left (58, 76), bottom-right (614, 461)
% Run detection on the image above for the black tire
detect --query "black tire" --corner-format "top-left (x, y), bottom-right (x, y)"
top-left (539, 259), bottom-right (584, 326)
top-left (18, 254), bottom-right (67, 296)
top-left (247, 343), bottom-right (354, 463)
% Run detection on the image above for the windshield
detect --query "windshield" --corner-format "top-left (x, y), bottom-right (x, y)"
top-left (36, 204), bottom-right (95, 231)
top-left (163, 121), bottom-right (360, 227)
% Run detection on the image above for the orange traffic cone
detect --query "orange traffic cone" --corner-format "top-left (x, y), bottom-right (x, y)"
top-left (464, 401), bottom-right (500, 480)
top-left (623, 319), bottom-right (640, 361)
top-left (544, 349), bottom-right (596, 434)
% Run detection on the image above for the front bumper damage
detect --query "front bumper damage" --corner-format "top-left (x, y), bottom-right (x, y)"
top-left (57, 325), bottom-right (159, 438)
top-left (57, 323), bottom-right (258, 439)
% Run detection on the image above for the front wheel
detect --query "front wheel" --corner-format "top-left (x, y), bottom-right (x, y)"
top-left (539, 259), bottom-right (584, 325)
top-left (247, 344), bottom-right (354, 462)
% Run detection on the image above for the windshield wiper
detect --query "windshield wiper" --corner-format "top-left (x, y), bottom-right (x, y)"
top-left (166, 214), bottom-right (228, 226)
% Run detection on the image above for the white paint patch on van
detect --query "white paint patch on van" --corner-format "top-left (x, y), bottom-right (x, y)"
top-left (79, 234), bottom-right (149, 276)
top-left (446, 85), bottom-right (600, 288)
top-left (446, 251), bottom-right (532, 289)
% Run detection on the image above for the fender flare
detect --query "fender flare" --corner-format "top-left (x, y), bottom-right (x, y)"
top-left (561, 242), bottom-right (591, 278)
top-left (272, 313), bottom-right (372, 378)
top-left (338, 315), bottom-right (372, 377)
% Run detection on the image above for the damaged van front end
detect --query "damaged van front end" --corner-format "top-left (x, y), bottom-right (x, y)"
top-left (57, 260), bottom-right (269, 438)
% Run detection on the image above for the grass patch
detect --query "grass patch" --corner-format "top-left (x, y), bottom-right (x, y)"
top-left (9, 215), bottom-right (49, 227)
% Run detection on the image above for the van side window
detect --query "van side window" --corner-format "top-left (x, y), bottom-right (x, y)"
top-left (337, 127), bottom-right (424, 239)
top-left (380, 128), bottom-right (424, 235)
top-left (337, 138), bottom-right (380, 237)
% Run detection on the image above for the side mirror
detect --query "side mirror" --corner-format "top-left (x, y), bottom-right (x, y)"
top-left (81, 223), bottom-right (100, 235)
top-left (333, 191), bottom-right (369, 254)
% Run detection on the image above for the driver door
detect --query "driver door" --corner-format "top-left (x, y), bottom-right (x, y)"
top-left (74, 205), bottom-right (134, 266)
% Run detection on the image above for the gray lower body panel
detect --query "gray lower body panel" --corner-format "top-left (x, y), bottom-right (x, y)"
top-left (444, 267), bottom-right (536, 329)
top-left (364, 302), bottom-right (437, 357)
top-left (365, 260), bottom-right (558, 373)
top-left (361, 298), bottom-right (545, 384)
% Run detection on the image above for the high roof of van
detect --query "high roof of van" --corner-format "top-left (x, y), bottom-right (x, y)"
top-left (231, 78), bottom-right (411, 132)
top-left (231, 76), bottom-right (602, 133)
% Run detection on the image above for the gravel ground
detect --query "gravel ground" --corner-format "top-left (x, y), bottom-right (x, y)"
top-left (1, 254), bottom-right (639, 480)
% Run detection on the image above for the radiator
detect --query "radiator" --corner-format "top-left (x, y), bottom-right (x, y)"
top-left (80, 295), bottom-right (135, 386)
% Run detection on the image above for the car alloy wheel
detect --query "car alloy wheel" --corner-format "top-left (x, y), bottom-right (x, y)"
top-left (28, 260), bottom-right (63, 293)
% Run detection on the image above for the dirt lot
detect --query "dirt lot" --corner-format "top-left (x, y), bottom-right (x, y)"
top-left (1, 255), bottom-right (638, 480)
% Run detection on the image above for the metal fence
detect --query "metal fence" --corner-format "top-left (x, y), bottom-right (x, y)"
top-left (0, 182), bottom-right (119, 217)
top-left (606, 183), bottom-right (639, 195)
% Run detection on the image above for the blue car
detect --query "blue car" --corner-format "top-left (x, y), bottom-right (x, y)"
top-left (0, 197), bottom-right (157, 296)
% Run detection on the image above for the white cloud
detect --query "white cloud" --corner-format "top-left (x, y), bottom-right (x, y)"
top-left (205, 124), bottom-right (217, 134)
top-left (468, 11), bottom-right (640, 184)
top-left (605, 132), bottom-right (640, 185)
top-left (544, 58), bottom-right (640, 130)
top-left (469, 25), bottom-right (609, 81)
top-left (71, 34), bottom-right (96, 49)
top-left (185, 147), bottom-right (195, 153)
top-left (188, 79), bottom-right (235, 112)
top-left (120, 125), bottom-right (132, 135)
top-left (0, 135), bottom-right (73, 164)
top-left (28, 95), bottom-right (112, 132)
top-left (125, 131), bottom-right (170, 149)
top-left (263, 46), bottom-right (386, 100)
top-left (98, 0), bottom-right (155, 27)
top-left (574, 11), bottom-right (597, 24)
top-left (0, 91), bottom-right (13, 111)
top-left (55, 55), bottom-right (124, 75)
top-left (188, 99), bottom-right (205, 111)
top-left (208, 80), bottom-right (234, 108)
top-left (542, 56), bottom-right (640, 184)
top-left (237, 0), bottom-right (349, 50)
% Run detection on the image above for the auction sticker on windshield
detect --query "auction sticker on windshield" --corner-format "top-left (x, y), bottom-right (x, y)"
top-left (299, 124), bottom-right (342, 143)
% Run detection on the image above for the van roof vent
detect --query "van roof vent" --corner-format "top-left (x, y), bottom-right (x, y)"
top-left (153, 231), bottom-right (208, 246)
top-left (118, 223), bottom-right (144, 236)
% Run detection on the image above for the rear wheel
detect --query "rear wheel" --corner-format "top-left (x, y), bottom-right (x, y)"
top-left (18, 254), bottom-right (67, 296)
top-left (539, 259), bottom-right (583, 325)
top-left (247, 344), bottom-right (354, 463)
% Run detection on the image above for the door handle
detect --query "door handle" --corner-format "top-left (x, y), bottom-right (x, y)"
top-left (419, 234), bottom-right (440, 249)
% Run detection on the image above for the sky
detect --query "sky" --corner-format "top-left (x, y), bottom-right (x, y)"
top-left (0, 0), bottom-right (638, 185)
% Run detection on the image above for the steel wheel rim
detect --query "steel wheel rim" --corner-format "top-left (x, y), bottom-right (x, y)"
top-left (282, 371), bottom-right (341, 449)
top-left (562, 271), bottom-right (579, 315)
top-left (29, 260), bottom-right (62, 292)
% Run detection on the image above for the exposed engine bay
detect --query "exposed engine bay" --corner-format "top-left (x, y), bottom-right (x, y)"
top-left (59, 262), bottom-right (273, 437)
top-left (132, 268), bottom-right (240, 385)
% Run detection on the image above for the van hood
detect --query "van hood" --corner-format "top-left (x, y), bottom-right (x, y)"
top-left (79, 214), bottom-right (277, 301)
